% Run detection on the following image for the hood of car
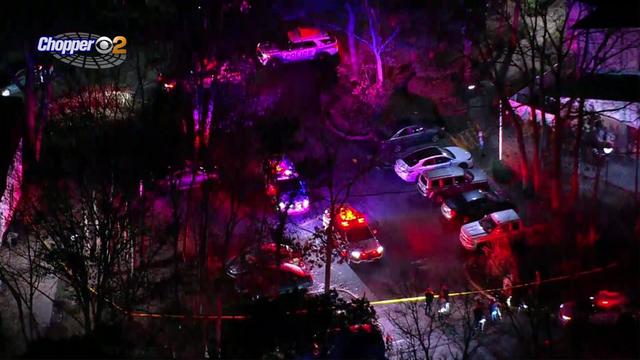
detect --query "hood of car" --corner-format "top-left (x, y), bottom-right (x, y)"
top-left (468, 168), bottom-right (489, 183)
top-left (279, 191), bottom-right (308, 203)
top-left (348, 237), bottom-right (380, 252)
top-left (257, 42), bottom-right (279, 53)
top-left (461, 221), bottom-right (487, 238)
top-left (395, 159), bottom-right (409, 170)
top-left (445, 146), bottom-right (472, 161)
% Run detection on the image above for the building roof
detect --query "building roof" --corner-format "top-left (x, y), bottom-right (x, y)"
top-left (552, 74), bottom-right (640, 103)
top-left (573, 1), bottom-right (640, 29)
top-left (514, 73), bottom-right (640, 105)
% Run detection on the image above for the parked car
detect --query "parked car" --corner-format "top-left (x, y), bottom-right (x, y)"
top-left (1, 64), bottom-right (54, 98)
top-left (226, 243), bottom-right (306, 278)
top-left (234, 262), bottom-right (313, 298)
top-left (256, 27), bottom-right (338, 67)
top-left (459, 209), bottom-right (523, 250)
top-left (323, 205), bottom-right (384, 263)
top-left (417, 167), bottom-right (489, 203)
top-left (382, 125), bottom-right (445, 153)
top-left (441, 189), bottom-right (516, 223)
top-left (394, 146), bottom-right (473, 182)
top-left (559, 290), bottom-right (633, 326)
top-left (158, 165), bottom-right (219, 191)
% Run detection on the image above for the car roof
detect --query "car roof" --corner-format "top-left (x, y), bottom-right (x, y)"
top-left (489, 209), bottom-right (520, 223)
top-left (462, 189), bottom-right (487, 202)
top-left (421, 166), bottom-right (465, 180)
top-left (404, 146), bottom-right (443, 161)
top-left (287, 27), bottom-right (329, 42)
top-left (279, 262), bottom-right (309, 277)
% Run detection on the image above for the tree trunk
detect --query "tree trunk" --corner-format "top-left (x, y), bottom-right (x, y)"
top-left (531, 108), bottom-right (542, 193)
top-left (511, 111), bottom-right (531, 190)
top-left (24, 47), bottom-right (37, 163)
top-left (551, 117), bottom-right (564, 210)
top-left (635, 129), bottom-right (639, 200)
top-left (570, 100), bottom-right (586, 202)
top-left (374, 52), bottom-right (384, 86)
top-left (345, 2), bottom-right (358, 78)
top-left (324, 225), bottom-right (333, 294)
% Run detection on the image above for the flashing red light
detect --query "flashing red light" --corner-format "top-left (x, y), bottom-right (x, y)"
top-left (337, 207), bottom-right (366, 229)
top-left (349, 324), bottom-right (373, 333)
top-left (594, 290), bottom-right (626, 309)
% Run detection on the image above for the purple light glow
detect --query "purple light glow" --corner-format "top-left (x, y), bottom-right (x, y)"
top-left (0, 139), bottom-right (23, 242)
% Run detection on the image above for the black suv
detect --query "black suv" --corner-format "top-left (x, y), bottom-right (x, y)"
top-left (440, 189), bottom-right (516, 223)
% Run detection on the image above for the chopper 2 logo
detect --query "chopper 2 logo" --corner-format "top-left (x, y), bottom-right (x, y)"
top-left (37, 32), bottom-right (127, 69)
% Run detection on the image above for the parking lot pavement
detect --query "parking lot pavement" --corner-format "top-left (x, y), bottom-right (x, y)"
top-left (292, 162), bottom-right (470, 302)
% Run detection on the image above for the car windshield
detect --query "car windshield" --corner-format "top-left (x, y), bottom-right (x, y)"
top-left (403, 147), bottom-right (442, 166)
top-left (479, 217), bottom-right (497, 232)
top-left (441, 148), bottom-right (455, 159)
top-left (468, 198), bottom-right (489, 207)
top-left (277, 178), bottom-right (303, 194)
top-left (344, 226), bottom-right (373, 243)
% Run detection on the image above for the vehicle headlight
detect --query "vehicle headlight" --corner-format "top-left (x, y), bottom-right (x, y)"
top-left (278, 202), bottom-right (286, 209)
top-left (302, 199), bottom-right (309, 208)
top-left (376, 246), bottom-right (384, 254)
top-left (1, 89), bottom-right (10, 97)
top-left (350, 251), bottom-right (361, 259)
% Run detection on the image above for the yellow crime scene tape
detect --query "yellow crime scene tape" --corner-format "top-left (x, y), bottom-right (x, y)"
top-left (76, 263), bottom-right (618, 320)
top-left (369, 263), bottom-right (617, 306)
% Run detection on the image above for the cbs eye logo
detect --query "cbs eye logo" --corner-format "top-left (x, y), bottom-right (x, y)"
top-left (95, 36), bottom-right (127, 55)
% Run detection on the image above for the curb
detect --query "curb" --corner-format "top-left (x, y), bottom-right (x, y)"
top-left (463, 262), bottom-right (497, 302)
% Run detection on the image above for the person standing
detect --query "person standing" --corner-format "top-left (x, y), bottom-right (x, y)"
top-left (477, 128), bottom-right (485, 157)
top-left (424, 286), bottom-right (435, 316)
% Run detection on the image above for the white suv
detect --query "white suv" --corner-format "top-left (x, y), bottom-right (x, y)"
top-left (256, 27), bottom-right (338, 67)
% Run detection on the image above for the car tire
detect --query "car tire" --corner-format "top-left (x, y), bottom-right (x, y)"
top-left (459, 162), bottom-right (469, 169)
top-left (431, 134), bottom-right (440, 142)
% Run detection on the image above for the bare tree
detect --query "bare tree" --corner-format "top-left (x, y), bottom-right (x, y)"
top-left (21, 180), bottom-right (157, 335)
top-left (0, 226), bottom-right (48, 343)
top-left (385, 279), bottom-right (447, 360)
top-left (355, 0), bottom-right (400, 87)
top-left (442, 295), bottom-right (489, 360)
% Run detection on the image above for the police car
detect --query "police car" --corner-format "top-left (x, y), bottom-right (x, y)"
top-left (256, 27), bottom-right (339, 67)
top-left (264, 156), bottom-right (310, 215)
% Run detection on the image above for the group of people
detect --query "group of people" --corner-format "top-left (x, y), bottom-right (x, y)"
top-left (423, 285), bottom-right (451, 319)
top-left (424, 274), bottom-right (518, 333)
